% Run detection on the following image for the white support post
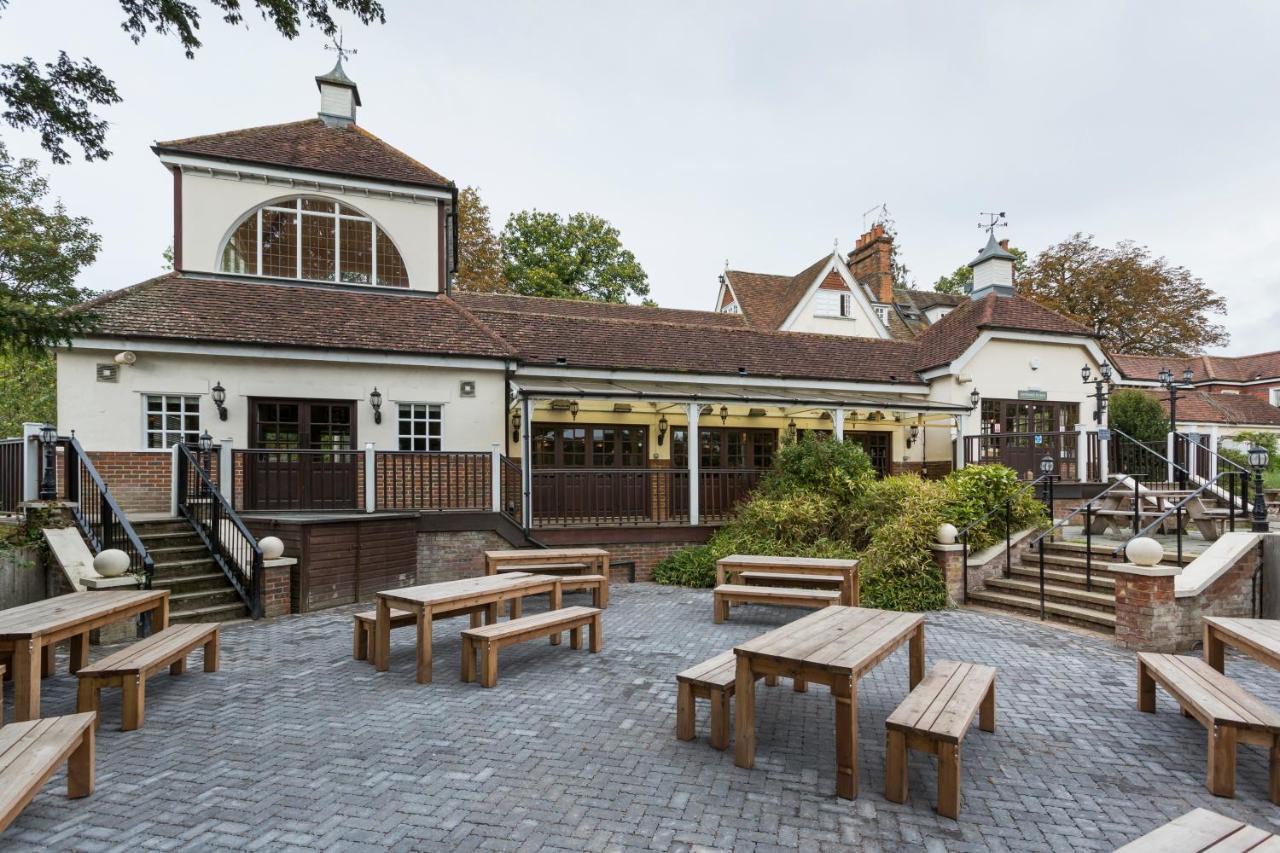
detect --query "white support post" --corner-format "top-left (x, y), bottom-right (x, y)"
top-left (521, 396), bottom-right (534, 530)
top-left (1099, 430), bottom-right (1110, 481)
top-left (1186, 431), bottom-right (1199, 480)
top-left (1166, 432), bottom-right (1176, 483)
top-left (364, 442), bottom-right (376, 513)
top-left (1208, 426), bottom-right (1219, 480)
top-left (21, 422), bottom-right (41, 502)
top-left (954, 413), bottom-right (969, 470)
top-left (832, 408), bottom-right (845, 443)
top-left (686, 402), bottom-right (700, 527)
top-left (490, 443), bottom-right (501, 513)
top-left (1074, 423), bottom-right (1088, 483)
top-left (219, 438), bottom-right (233, 503)
top-left (169, 444), bottom-right (180, 518)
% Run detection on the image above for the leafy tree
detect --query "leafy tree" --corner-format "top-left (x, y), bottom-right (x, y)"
top-left (0, 349), bottom-right (54, 437)
top-left (0, 0), bottom-right (386, 163)
top-left (934, 245), bottom-right (1027, 294)
top-left (1109, 389), bottom-right (1168, 444)
top-left (1230, 430), bottom-right (1280, 473)
top-left (0, 142), bottom-right (99, 354)
top-left (453, 186), bottom-right (505, 293)
top-left (1017, 233), bottom-right (1228, 356)
top-left (500, 210), bottom-right (649, 302)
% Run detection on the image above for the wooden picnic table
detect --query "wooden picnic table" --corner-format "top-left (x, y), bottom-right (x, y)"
top-left (716, 554), bottom-right (859, 606)
top-left (1116, 806), bottom-right (1279, 852)
top-left (483, 548), bottom-right (609, 577)
top-left (373, 573), bottom-right (563, 683)
top-left (733, 605), bottom-right (925, 799)
top-left (0, 590), bottom-right (169, 722)
top-left (1203, 616), bottom-right (1280, 673)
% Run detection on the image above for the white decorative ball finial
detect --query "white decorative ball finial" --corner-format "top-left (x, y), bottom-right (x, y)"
top-left (937, 523), bottom-right (958, 545)
top-left (93, 549), bottom-right (131, 578)
top-left (259, 536), bottom-right (285, 560)
top-left (1125, 537), bottom-right (1164, 568)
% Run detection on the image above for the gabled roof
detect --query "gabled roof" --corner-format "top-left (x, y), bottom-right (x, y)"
top-left (912, 292), bottom-right (1096, 372)
top-left (1113, 351), bottom-right (1280, 384)
top-left (153, 118), bottom-right (451, 190)
top-left (1145, 389), bottom-right (1280, 426)
top-left (722, 255), bottom-right (832, 332)
top-left (76, 273), bottom-right (513, 359)
top-left (455, 292), bottom-right (745, 329)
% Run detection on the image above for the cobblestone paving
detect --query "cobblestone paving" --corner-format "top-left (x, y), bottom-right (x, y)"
top-left (7, 584), bottom-right (1280, 852)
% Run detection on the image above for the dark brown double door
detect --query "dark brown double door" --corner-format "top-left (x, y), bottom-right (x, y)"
top-left (979, 399), bottom-right (1080, 478)
top-left (245, 399), bottom-right (358, 511)
top-left (530, 424), bottom-right (649, 522)
top-left (672, 427), bottom-right (776, 518)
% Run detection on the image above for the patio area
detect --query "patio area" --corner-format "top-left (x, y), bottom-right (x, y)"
top-left (7, 584), bottom-right (1280, 852)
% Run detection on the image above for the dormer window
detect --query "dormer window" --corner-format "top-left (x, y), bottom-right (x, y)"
top-left (219, 196), bottom-right (409, 287)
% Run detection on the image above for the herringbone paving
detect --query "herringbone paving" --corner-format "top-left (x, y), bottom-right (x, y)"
top-left (5, 584), bottom-right (1279, 851)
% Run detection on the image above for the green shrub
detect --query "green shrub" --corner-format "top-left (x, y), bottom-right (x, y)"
top-left (940, 464), bottom-right (1048, 552)
top-left (762, 433), bottom-right (875, 507)
top-left (651, 544), bottom-right (718, 588)
top-left (1110, 389), bottom-right (1168, 443)
top-left (857, 475), bottom-right (949, 611)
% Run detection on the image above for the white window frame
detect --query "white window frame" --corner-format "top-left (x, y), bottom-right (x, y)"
top-left (1270, 387), bottom-right (1280, 407)
top-left (398, 402), bottom-right (443, 451)
top-left (143, 394), bottom-right (202, 449)
top-left (839, 292), bottom-right (852, 318)
top-left (874, 305), bottom-right (890, 325)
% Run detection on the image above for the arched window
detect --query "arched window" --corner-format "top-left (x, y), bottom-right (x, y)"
top-left (219, 196), bottom-right (409, 287)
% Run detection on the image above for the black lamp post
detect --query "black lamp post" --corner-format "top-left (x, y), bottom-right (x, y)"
top-left (38, 423), bottom-right (58, 501)
top-left (1039, 452), bottom-right (1058, 513)
top-left (1158, 366), bottom-right (1195, 487)
top-left (1248, 444), bottom-right (1270, 532)
top-left (1081, 362), bottom-right (1113, 423)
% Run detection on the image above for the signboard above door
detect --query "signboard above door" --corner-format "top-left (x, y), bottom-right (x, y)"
top-left (1017, 390), bottom-right (1049, 401)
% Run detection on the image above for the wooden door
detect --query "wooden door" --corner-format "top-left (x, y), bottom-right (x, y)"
top-left (849, 432), bottom-right (891, 478)
top-left (246, 399), bottom-right (358, 510)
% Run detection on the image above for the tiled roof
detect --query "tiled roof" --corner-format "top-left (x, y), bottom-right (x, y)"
top-left (153, 119), bottom-right (451, 189)
top-left (77, 273), bottom-right (513, 359)
top-left (1114, 351), bottom-right (1280, 384)
top-left (1146, 389), bottom-right (1280, 426)
top-left (912, 292), bottom-right (1095, 371)
top-left (903, 289), bottom-right (966, 311)
top-left (454, 292), bottom-right (746, 329)
top-left (723, 255), bottom-right (831, 330)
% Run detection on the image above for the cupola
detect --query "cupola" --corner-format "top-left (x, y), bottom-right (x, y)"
top-left (315, 59), bottom-right (361, 127)
top-left (966, 233), bottom-right (1016, 299)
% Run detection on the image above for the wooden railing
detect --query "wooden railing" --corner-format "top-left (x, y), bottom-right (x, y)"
top-left (529, 467), bottom-right (765, 527)
top-left (374, 450), bottom-right (491, 512)
top-left (232, 448), bottom-right (362, 512)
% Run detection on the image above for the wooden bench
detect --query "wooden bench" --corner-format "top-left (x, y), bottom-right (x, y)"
top-left (1116, 807), bottom-right (1278, 852)
top-left (738, 571), bottom-right (844, 591)
top-left (494, 561), bottom-right (591, 575)
top-left (1137, 653), bottom-right (1280, 802)
top-left (76, 623), bottom-right (219, 731)
top-left (712, 584), bottom-right (841, 623)
top-left (675, 651), bottom-right (789, 750)
top-left (885, 659), bottom-right (997, 819)
top-left (461, 606), bottom-right (601, 688)
top-left (0, 712), bottom-right (96, 832)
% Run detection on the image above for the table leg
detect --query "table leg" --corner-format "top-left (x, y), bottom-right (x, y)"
top-left (716, 562), bottom-right (726, 588)
top-left (486, 602), bottom-right (498, 625)
top-left (1204, 624), bottom-right (1226, 673)
top-left (12, 640), bottom-right (41, 722)
top-left (41, 642), bottom-right (56, 678)
top-left (155, 596), bottom-right (170, 631)
top-left (70, 632), bottom-right (90, 675)
top-left (549, 582), bottom-right (562, 646)
top-left (415, 606), bottom-right (433, 684)
top-left (832, 674), bottom-right (858, 799)
top-left (733, 654), bottom-right (756, 769)
top-left (909, 626), bottom-right (925, 689)
top-left (374, 597), bottom-right (391, 672)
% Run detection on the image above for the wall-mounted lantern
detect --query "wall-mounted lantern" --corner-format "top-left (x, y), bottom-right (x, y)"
top-left (369, 387), bottom-right (383, 424)
top-left (969, 388), bottom-right (981, 410)
top-left (786, 419), bottom-right (797, 442)
top-left (719, 405), bottom-right (728, 425)
top-left (569, 400), bottom-right (579, 420)
top-left (656, 414), bottom-right (668, 446)
top-left (510, 408), bottom-right (521, 443)
top-left (907, 424), bottom-right (921, 448)
top-left (211, 381), bottom-right (228, 421)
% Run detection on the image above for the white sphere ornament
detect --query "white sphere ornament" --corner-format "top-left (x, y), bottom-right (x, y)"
top-left (93, 549), bottom-right (131, 578)
top-left (259, 536), bottom-right (285, 560)
top-left (1126, 537), bottom-right (1164, 568)
top-left (937, 523), bottom-right (958, 545)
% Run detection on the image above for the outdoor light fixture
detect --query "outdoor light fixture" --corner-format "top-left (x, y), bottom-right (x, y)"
top-left (719, 405), bottom-right (728, 425)
top-left (211, 381), bottom-right (228, 421)
top-left (1100, 362), bottom-right (1113, 382)
top-left (907, 424), bottom-right (920, 448)
top-left (1249, 444), bottom-right (1271, 533)
top-left (510, 409), bottom-right (521, 443)
top-left (197, 430), bottom-right (214, 455)
top-left (1082, 362), bottom-right (1114, 424)
top-left (656, 414), bottom-right (668, 446)
top-left (969, 388), bottom-right (981, 410)
top-left (1158, 366), bottom-right (1196, 485)
top-left (786, 419), bottom-right (798, 441)
top-left (1039, 454), bottom-right (1057, 477)
top-left (569, 400), bottom-right (579, 420)
top-left (38, 423), bottom-right (57, 501)
top-left (1182, 367), bottom-right (1195, 383)
top-left (369, 387), bottom-right (383, 424)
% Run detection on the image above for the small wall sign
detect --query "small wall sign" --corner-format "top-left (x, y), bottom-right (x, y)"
top-left (1017, 389), bottom-right (1049, 401)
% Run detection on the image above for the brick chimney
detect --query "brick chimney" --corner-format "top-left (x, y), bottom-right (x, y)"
top-left (848, 224), bottom-right (895, 304)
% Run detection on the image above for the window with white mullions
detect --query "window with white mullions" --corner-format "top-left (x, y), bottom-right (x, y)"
top-left (398, 403), bottom-right (442, 451)
top-left (144, 395), bottom-right (201, 448)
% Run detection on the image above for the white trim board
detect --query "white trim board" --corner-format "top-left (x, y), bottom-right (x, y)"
top-left (158, 153), bottom-right (453, 202)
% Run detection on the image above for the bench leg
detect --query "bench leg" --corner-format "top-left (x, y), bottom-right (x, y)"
top-left (676, 683), bottom-right (695, 741)
top-left (122, 674), bottom-right (146, 732)
top-left (980, 681), bottom-right (996, 733)
top-left (481, 641), bottom-right (498, 688)
top-left (12, 640), bottom-right (41, 722)
top-left (486, 602), bottom-right (498, 625)
top-left (354, 620), bottom-right (368, 661)
top-left (570, 625), bottom-right (582, 651)
top-left (713, 594), bottom-right (727, 624)
top-left (76, 678), bottom-right (100, 728)
top-left (67, 725), bottom-right (95, 799)
top-left (589, 613), bottom-right (602, 653)
top-left (1208, 725), bottom-right (1237, 798)
top-left (509, 597), bottom-right (523, 620)
top-left (415, 609), bottom-right (433, 685)
top-left (469, 611), bottom-right (482, 629)
top-left (764, 674), bottom-right (778, 687)
top-left (460, 636), bottom-right (475, 683)
top-left (1270, 736), bottom-right (1279, 805)
top-left (70, 632), bottom-right (89, 675)
top-left (1137, 660), bottom-right (1156, 713)
top-left (709, 689), bottom-right (730, 751)
top-left (938, 742), bottom-right (961, 819)
top-left (599, 577), bottom-right (609, 609)
top-left (832, 675), bottom-right (857, 800)
top-left (170, 653), bottom-right (187, 676)
top-left (204, 632), bottom-right (219, 673)
top-left (885, 730), bottom-right (908, 804)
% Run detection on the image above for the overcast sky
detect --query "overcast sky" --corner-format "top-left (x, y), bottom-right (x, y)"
top-left (3, 1), bottom-right (1278, 355)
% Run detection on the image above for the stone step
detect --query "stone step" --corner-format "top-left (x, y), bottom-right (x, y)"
top-left (1007, 564), bottom-right (1116, 591)
top-left (983, 577), bottom-right (1115, 612)
top-left (138, 531), bottom-right (204, 550)
top-left (1042, 540), bottom-right (1199, 566)
top-left (151, 557), bottom-right (218, 573)
top-left (151, 571), bottom-right (231, 593)
top-left (170, 601), bottom-right (249, 624)
top-left (967, 589), bottom-right (1116, 630)
top-left (131, 520), bottom-right (193, 535)
top-left (169, 587), bottom-right (243, 613)
top-left (146, 544), bottom-right (210, 560)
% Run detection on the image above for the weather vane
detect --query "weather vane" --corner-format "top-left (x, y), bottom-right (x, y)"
top-left (978, 211), bottom-right (1008, 235)
top-left (325, 30), bottom-right (358, 64)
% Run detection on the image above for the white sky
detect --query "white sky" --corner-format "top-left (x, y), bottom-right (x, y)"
top-left (3, 1), bottom-right (1278, 355)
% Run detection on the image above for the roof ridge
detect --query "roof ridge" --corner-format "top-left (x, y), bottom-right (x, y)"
top-left (439, 296), bottom-right (519, 358)
top-left (457, 291), bottom-right (730, 318)
top-left (155, 118), bottom-right (319, 148)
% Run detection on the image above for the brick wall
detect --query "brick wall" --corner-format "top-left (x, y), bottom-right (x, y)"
top-left (262, 560), bottom-right (293, 618)
top-left (86, 451), bottom-right (171, 515)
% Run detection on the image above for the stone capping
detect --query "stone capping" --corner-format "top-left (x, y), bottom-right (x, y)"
top-left (930, 527), bottom-right (1038, 562)
top-left (1106, 562), bottom-right (1180, 578)
top-left (263, 557), bottom-right (298, 570)
top-left (1172, 531), bottom-right (1263, 598)
top-left (83, 576), bottom-right (143, 590)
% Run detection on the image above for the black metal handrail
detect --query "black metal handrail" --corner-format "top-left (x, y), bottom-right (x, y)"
top-left (1174, 431), bottom-right (1249, 476)
top-left (1110, 428), bottom-right (1191, 485)
top-left (60, 435), bottom-right (156, 584)
top-left (958, 474), bottom-right (1051, 605)
top-left (176, 443), bottom-right (264, 618)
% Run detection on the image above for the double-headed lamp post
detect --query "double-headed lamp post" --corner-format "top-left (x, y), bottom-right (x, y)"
top-left (1248, 444), bottom-right (1270, 533)
top-left (1080, 362), bottom-right (1113, 423)
top-left (1158, 366), bottom-right (1195, 487)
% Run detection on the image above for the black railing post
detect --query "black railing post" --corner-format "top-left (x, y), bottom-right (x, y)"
top-left (961, 530), bottom-right (969, 604)
top-left (100, 491), bottom-right (114, 550)
top-left (1085, 504), bottom-right (1093, 592)
top-left (1038, 538), bottom-right (1046, 620)
top-left (1132, 473), bottom-right (1142, 535)
top-left (1004, 500), bottom-right (1011, 579)
top-left (1229, 471), bottom-right (1237, 533)
top-left (1176, 505), bottom-right (1184, 565)
top-left (64, 439), bottom-right (79, 503)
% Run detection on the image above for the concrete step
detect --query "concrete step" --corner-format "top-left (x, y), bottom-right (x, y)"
top-left (151, 557), bottom-right (218, 574)
top-left (967, 589), bottom-right (1116, 631)
top-left (151, 571), bottom-right (231, 593)
top-left (131, 519), bottom-right (193, 536)
top-left (1008, 564), bottom-right (1116, 591)
top-left (169, 587), bottom-right (243, 613)
top-left (170, 601), bottom-right (249, 624)
top-left (1043, 540), bottom-right (1199, 566)
top-left (146, 544), bottom-right (210, 561)
top-left (984, 577), bottom-right (1115, 612)
top-left (138, 531), bottom-right (204, 550)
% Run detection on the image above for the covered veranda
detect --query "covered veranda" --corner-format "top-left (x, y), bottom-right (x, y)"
top-left (509, 376), bottom-right (973, 529)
